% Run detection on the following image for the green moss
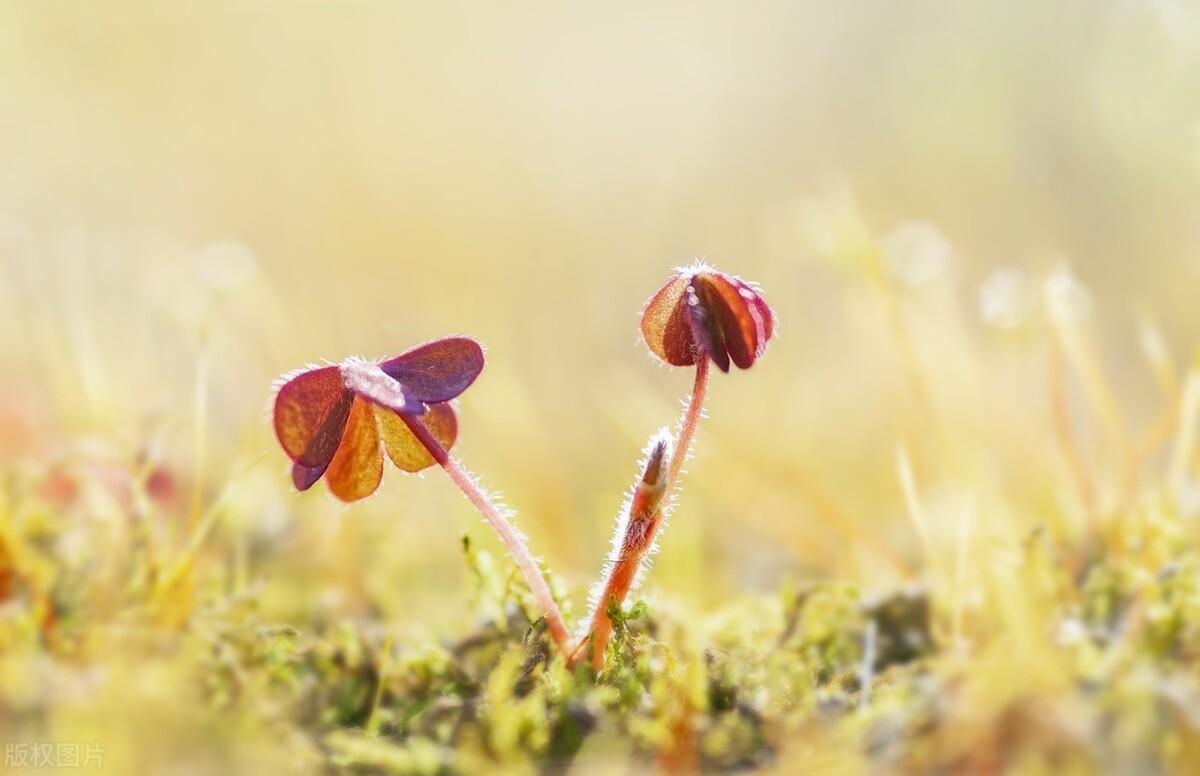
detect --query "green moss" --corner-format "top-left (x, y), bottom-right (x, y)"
top-left (7, 480), bottom-right (1200, 773)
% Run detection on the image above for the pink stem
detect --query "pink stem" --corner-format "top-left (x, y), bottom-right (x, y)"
top-left (665, 359), bottom-right (710, 494)
top-left (401, 415), bottom-right (571, 655)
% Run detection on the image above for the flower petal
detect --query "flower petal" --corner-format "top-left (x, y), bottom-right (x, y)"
top-left (379, 337), bottom-right (484, 404)
top-left (325, 396), bottom-right (383, 501)
top-left (705, 273), bottom-right (760, 370)
top-left (640, 275), bottom-right (695, 366)
top-left (744, 284), bottom-right (775, 351)
top-left (274, 366), bottom-right (355, 469)
top-left (686, 277), bottom-right (731, 372)
top-left (292, 461), bottom-right (329, 491)
top-left (376, 402), bottom-right (458, 473)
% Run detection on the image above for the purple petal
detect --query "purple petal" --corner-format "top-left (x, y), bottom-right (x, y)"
top-left (379, 337), bottom-right (485, 403)
top-left (292, 460), bottom-right (330, 491)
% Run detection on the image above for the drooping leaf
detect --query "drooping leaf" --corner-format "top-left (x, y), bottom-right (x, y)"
top-left (740, 279), bottom-right (774, 351)
top-left (376, 402), bottom-right (458, 473)
top-left (640, 265), bottom-right (775, 371)
top-left (686, 277), bottom-right (731, 372)
top-left (292, 461), bottom-right (330, 491)
top-left (640, 275), bottom-right (695, 367)
top-left (274, 366), bottom-right (355, 469)
top-left (326, 396), bottom-right (383, 501)
top-left (704, 274), bottom-right (760, 370)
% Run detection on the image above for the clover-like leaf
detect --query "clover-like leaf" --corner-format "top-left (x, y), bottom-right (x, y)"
top-left (325, 396), bottom-right (384, 502)
top-left (271, 337), bottom-right (483, 502)
top-left (376, 402), bottom-right (458, 473)
top-left (274, 366), bottom-right (355, 469)
top-left (380, 337), bottom-right (484, 404)
top-left (640, 263), bottom-right (775, 373)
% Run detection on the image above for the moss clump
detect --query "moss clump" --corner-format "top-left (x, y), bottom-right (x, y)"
top-left (5, 456), bottom-right (1200, 773)
top-left (166, 519), bottom-right (1200, 773)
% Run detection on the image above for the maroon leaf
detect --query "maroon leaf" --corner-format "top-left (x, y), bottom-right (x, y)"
top-left (292, 461), bottom-right (330, 491)
top-left (686, 278), bottom-right (731, 373)
top-left (380, 337), bottom-right (485, 404)
top-left (640, 264), bottom-right (775, 372)
top-left (274, 366), bottom-right (355, 469)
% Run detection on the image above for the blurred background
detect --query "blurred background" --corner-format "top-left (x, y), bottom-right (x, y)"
top-left (3, 3), bottom-right (1200, 752)
top-left (5, 0), bottom-right (1200, 611)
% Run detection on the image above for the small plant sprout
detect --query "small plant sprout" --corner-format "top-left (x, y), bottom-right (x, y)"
top-left (572, 431), bottom-right (673, 670)
top-left (640, 262), bottom-right (775, 492)
top-left (272, 337), bottom-right (572, 652)
top-left (270, 266), bottom-right (772, 667)
top-left (571, 262), bottom-right (775, 670)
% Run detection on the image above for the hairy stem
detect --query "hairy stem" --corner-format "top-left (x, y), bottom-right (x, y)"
top-left (401, 414), bottom-right (572, 655)
top-left (666, 358), bottom-right (710, 494)
top-left (571, 360), bottom-right (709, 670)
top-left (571, 436), bottom-right (670, 670)
top-left (574, 558), bottom-right (640, 671)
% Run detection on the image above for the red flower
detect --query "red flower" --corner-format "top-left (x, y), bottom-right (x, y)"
top-left (273, 337), bottom-right (483, 501)
top-left (640, 263), bottom-right (775, 372)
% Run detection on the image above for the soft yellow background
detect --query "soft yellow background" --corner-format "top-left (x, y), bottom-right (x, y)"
top-left (2, 1), bottom-right (1199, 633)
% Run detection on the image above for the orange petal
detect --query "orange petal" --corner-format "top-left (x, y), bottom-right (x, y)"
top-left (274, 366), bottom-right (354, 469)
top-left (325, 396), bottom-right (383, 501)
top-left (640, 275), bottom-right (695, 366)
top-left (376, 403), bottom-right (458, 473)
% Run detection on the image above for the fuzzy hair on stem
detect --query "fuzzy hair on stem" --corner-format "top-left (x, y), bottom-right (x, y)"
top-left (572, 429), bottom-right (674, 670)
top-left (399, 413), bottom-right (572, 654)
